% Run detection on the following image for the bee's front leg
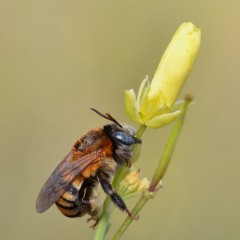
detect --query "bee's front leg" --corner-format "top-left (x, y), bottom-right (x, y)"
top-left (97, 172), bottom-right (138, 220)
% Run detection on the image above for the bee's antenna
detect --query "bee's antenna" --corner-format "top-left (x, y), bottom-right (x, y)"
top-left (90, 108), bottom-right (123, 128)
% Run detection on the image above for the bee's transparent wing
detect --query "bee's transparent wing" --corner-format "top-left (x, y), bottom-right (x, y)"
top-left (36, 150), bottom-right (102, 213)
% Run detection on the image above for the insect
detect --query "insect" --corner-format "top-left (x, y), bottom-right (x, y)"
top-left (36, 108), bottom-right (142, 226)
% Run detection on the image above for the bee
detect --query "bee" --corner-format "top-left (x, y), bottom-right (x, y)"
top-left (36, 108), bottom-right (142, 226)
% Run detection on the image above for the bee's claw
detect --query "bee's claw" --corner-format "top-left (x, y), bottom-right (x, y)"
top-left (125, 159), bottom-right (131, 168)
top-left (126, 209), bottom-right (139, 221)
top-left (87, 216), bottom-right (99, 229)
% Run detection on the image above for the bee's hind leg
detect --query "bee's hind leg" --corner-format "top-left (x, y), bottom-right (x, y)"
top-left (87, 216), bottom-right (99, 229)
top-left (97, 172), bottom-right (138, 220)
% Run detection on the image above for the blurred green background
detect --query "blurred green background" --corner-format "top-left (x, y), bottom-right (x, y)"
top-left (1, 1), bottom-right (239, 239)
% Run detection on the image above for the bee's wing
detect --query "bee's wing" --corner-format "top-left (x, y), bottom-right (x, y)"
top-left (36, 150), bottom-right (102, 213)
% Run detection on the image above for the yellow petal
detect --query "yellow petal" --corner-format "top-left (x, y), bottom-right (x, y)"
top-left (147, 22), bottom-right (201, 118)
top-left (124, 89), bottom-right (140, 123)
top-left (137, 76), bottom-right (150, 111)
top-left (145, 110), bottom-right (181, 129)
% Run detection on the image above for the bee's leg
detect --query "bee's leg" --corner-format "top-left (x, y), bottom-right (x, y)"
top-left (97, 173), bottom-right (138, 220)
top-left (80, 178), bottom-right (97, 205)
top-left (115, 148), bottom-right (132, 168)
top-left (87, 216), bottom-right (99, 229)
top-left (81, 188), bottom-right (90, 204)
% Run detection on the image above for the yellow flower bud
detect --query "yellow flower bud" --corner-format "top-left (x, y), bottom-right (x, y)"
top-left (137, 178), bottom-right (150, 192)
top-left (125, 168), bottom-right (141, 185)
top-left (145, 22), bottom-right (201, 119)
top-left (118, 168), bottom-right (150, 200)
top-left (125, 22), bottom-right (201, 129)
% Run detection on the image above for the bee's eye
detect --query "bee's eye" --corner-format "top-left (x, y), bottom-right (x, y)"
top-left (112, 131), bottom-right (138, 146)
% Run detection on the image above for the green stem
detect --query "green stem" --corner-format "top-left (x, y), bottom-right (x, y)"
top-left (94, 124), bottom-right (146, 240)
top-left (149, 95), bottom-right (192, 191)
top-left (136, 124), bottom-right (146, 139)
top-left (112, 196), bottom-right (148, 240)
top-left (112, 95), bottom-right (192, 239)
top-left (93, 197), bottom-right (112, 240)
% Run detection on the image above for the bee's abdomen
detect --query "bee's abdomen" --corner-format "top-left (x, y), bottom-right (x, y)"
top-left (55, 197), bottom-right (85, 218)
top-left (55, 177), bottom-right (85, 218)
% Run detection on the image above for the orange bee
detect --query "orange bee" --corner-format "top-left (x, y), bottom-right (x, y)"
top-left (36, 108), bottom-right (141, 226)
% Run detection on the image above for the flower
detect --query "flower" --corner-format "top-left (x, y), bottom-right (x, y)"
top-left (125, 22), bottom-right (201, 128)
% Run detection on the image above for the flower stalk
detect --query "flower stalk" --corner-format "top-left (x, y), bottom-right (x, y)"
top-left (149, 94), bottom-right (193, 191)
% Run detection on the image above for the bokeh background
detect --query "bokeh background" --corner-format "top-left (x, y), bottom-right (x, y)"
top-left (1, 1), bottom-right (239, 239)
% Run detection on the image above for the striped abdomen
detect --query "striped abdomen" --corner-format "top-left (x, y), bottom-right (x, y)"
top-left (55, 176), bottom-right (98, 218)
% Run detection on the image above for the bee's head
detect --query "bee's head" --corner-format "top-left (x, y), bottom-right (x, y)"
top-left (91, 108), bottom-right (142, 146)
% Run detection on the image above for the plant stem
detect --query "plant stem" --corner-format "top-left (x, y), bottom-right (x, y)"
top-left (149, 94), bottom-right (192, 191)
top-left (93, 197), bottom-right (112, 240)
top-left (136, 124), bottom-right (146, 139)
top-left (112, 95), bottom-right (192, 239)
top-left (112, 196), bottom-right (148, 240)
top-left (94, 124), bottom-right (146, 240)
